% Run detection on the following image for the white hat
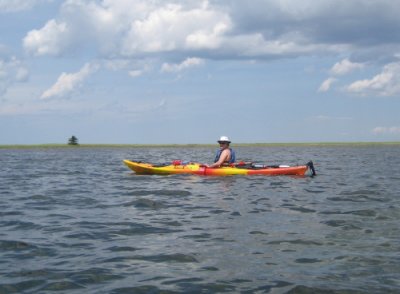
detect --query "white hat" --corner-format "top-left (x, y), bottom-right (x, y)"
top-left (217, 136), bottom-right (231, 143)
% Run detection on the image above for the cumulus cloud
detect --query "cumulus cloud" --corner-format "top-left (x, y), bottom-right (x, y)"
top-left (347, 62), bottom-right (400, 96)
top-left (372, 126), bottom-right (400, 134)
top-left (161, 57), bottom-right (204, 73)
top-left (40, 63), bottom-right (99, 99)
top-left (22, 1), bottom-right (231, 58)
top-left (318, 77), bottom-right (336, 92)
top-left (121, 2), bottom-right (231, 55)
top-left (330, 59), bottom-right (364, 75)
top-left (18, 0), bottom-right (400, 97)
top-left (23, 19), bottom-right (70, 56)
top-left (22, 0), bottom-right (400, 61)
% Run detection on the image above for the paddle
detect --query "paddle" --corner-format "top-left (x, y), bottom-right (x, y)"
top-left (307, 161), bottom-right (316, 176)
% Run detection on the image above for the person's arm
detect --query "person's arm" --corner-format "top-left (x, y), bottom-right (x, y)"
top-left (208, 149), bottom-right (230, 168)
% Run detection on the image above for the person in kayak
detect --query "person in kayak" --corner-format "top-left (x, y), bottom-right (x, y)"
top-left (207, 136), bottom-right (236, 168)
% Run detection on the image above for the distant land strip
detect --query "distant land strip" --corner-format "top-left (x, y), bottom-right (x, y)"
top-left (1, 142), bottom-right (400, 149)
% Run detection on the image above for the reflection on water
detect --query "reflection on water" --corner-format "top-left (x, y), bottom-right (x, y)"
top-left (0, 146), bottom-right (399, 293)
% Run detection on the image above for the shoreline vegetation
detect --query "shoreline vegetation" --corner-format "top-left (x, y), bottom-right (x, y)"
top-left (1, 142), bottom-right (399, 149)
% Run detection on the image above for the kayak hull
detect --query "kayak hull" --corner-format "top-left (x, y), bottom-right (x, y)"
top-left (123, 160), bottom-right (315, 176)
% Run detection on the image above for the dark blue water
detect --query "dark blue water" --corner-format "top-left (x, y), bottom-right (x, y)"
top-left (1, 146), bottom-right (399, 293)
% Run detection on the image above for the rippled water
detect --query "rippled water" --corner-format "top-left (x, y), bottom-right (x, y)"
top-left (1, 146), bottom-right (399, 293)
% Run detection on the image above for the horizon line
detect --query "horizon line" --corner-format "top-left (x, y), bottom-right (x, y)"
top-left (1, 141), bottom-right (400, 148)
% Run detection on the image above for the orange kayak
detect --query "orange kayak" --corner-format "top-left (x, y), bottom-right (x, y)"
top-left (123, 160), bottom-right (316, 176)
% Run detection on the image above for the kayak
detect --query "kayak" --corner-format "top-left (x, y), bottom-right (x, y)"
top-left (123, 160), bottom-right (316, 176)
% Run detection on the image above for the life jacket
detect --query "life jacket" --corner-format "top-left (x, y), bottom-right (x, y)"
top-left (214, 148), bottom-right (236, 164)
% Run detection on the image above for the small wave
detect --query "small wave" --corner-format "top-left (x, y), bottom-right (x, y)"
top-left (110, 285), bottom-right (170, 294)
top-left (181, 233), bottom-right (212, 242)
top-left (319, 209), bottom-right (377, 217)
top-left (335, 189), bottom-right (388, 203)
top-left (285, 285), bottom-right (363, 293)
top-left (287, 206), bottom-right (316, 213)
top-left (267, 239), bottom-right (324, 246)
top-left (161, 279), bottom-right (236, 293)
top-left (0, 279), bottom-right (46, 294)
top-left (294, 258), bottom-right (322, 264)
top-left (104, 253), bottom-right (198, 264)
top-left (322, 220), bottom-right (363, 230)
top-left (112, 223), bottom-right (181, 236)
top-left (249, 231), bottom-right (268, 235)
top-left (327, 195), bottom-right (384, 202)
top-left (106, 246), bottom-right (139, 252)
top-left (0, 240), bottom-right (33, 251)
top-left (343, 209), bottom-right (377, 217)
top-left (0, 211), bottom-right (23, 217)
top-left (130, 198), bottom-right (166, 209)
top-left (39, 281), bottom-right (84, 291)
top-left (1, 220), bottom-right (42, 231)
top-left (129, 189), bottom-right (192, 197)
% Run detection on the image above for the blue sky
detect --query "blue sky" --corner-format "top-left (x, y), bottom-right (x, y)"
top-left (1, 0), bottom-right (400, 144)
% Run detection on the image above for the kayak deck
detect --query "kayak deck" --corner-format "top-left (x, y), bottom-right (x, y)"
top-left (123, 160), bottom-right (316, 176)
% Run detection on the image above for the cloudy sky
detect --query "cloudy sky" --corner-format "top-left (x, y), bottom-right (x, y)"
top-left (1, 0), bottom-right (400, 144)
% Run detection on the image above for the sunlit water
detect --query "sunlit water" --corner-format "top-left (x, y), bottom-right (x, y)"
top-left (1, 146), bottom-right (399, 293)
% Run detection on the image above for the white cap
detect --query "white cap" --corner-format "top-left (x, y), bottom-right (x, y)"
top-left (217, 136), bottom-right (231, 143)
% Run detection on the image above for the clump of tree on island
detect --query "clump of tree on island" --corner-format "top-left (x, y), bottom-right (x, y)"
top-left (68, 136), bottom-right (79, 146)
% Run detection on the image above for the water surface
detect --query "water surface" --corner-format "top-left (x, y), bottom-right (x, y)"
top-left (1, 146), bottom-right (399, 293)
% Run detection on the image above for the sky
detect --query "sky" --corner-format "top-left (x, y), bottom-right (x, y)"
top-left (1, 0), bottom-right (400, 144)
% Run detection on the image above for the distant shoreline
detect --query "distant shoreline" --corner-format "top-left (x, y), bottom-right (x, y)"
top-left (1, 142), bottom-right (399, 149)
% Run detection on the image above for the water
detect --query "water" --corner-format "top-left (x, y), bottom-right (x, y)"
top-left (1, 146), bottom-right (399, 293)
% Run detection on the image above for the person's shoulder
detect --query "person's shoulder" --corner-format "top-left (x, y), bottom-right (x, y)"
top-left (219, 149), bottom-right (229, 156)
top-left (223, 148), bottom-right (232, 155)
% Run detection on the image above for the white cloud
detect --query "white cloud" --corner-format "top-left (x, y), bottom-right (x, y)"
top-left (185, 20), bottom-right (231, 50)
top-left (23, 0), bottom-right (382, 62)
top-left (161, 57), bottom-right (204, 73)
top-left (40, 63), bottom-right (99, 100)
top-left (347, 62), bottom-right (400, 96)
top-left (318, 59), bottom-right (365, 93)
top-left (121, 2), bottom-right (231, 55)
top-left (23, 19), bottom-right (69, 56)
top-left (372, 126), bottom-right (400, 135)
top-left (22, 1), bottom-right (232, 58)
top-left (318, 77), bottom-right (336, 92)
top-left (0, 56), bottom-right (29, 96)
top-left (330, 58), bottom-right (364, 75)
top-left (128, 70), bottom-right (143, 77)
top-left (17, 0), bottom-right (400, 99)
top-left (97, 58), bottom-right (151, 78)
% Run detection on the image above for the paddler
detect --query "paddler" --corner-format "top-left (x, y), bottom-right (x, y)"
top-left (207, 136), bottom-right (236, 168)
